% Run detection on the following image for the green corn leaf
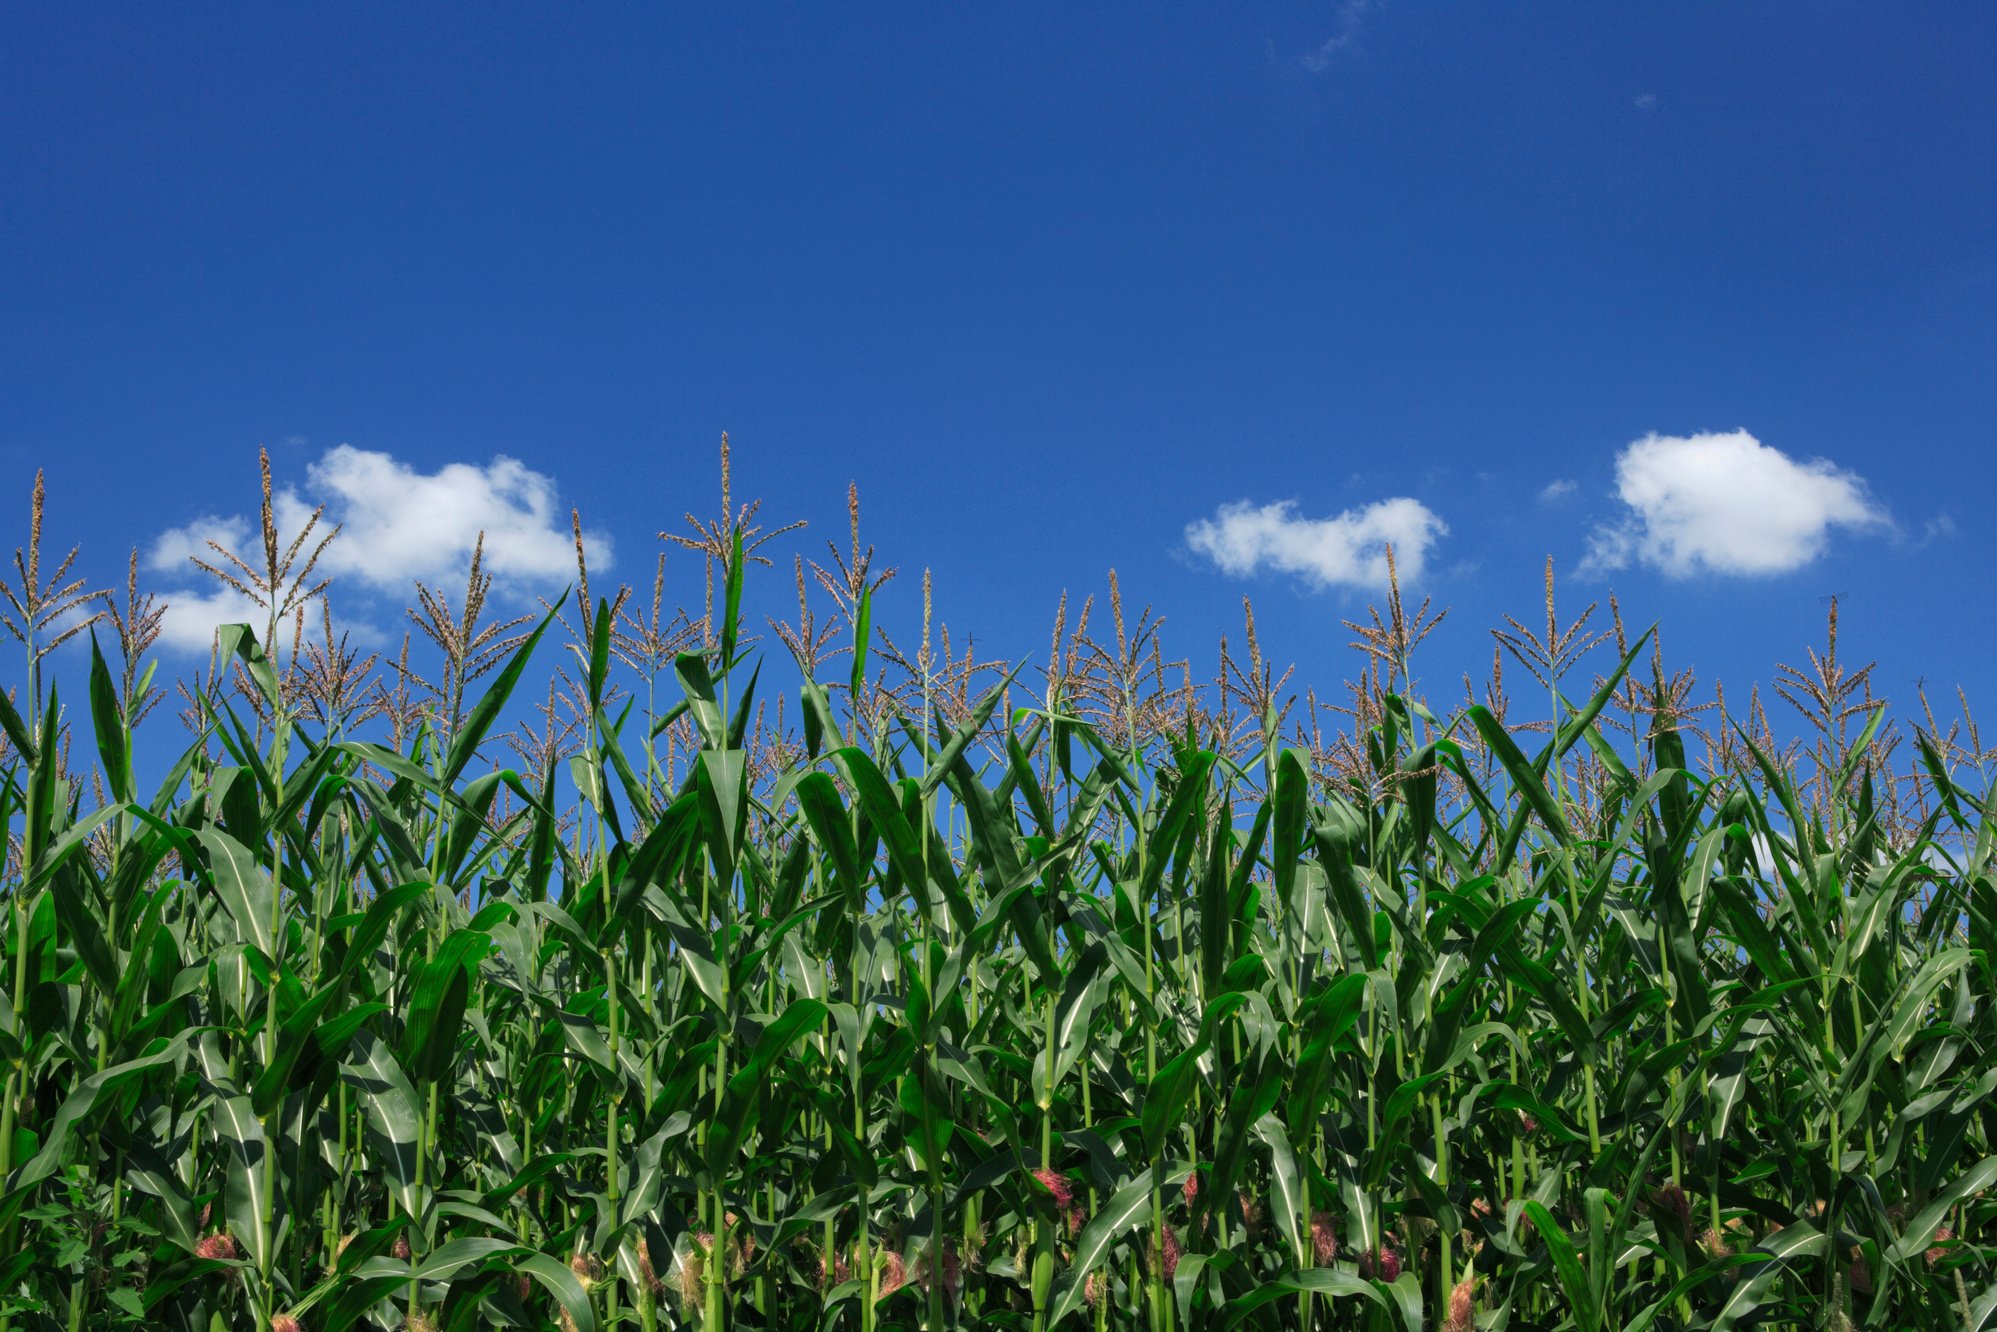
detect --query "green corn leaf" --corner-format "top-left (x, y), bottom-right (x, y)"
top-left (519, 1250), bottom-right (600, 1332)
top-left (215, 1093), bottom-right (272, 1269)
top-left (0, 680), bottom-right (35, 761)
top-left (216, 623), bottom-right (282, 713)
top-left (849, 583), bottom-right (871, 699)
top-left (319, 1238), bottom-right (525, 1332)
top-left (404, 928), bottom-right (486, 1087)
top-left (695, 747), bottom-right (748, 874)
top-left (1253, 1112), bottom-right (1306, 1267)
top-left (1523, 1200), bottom-right (1600, 1332)
top-left (1045, 1171), bottom-right (1161, 1326)
top-left (1889, 1156), bottom-right (1997, 1263)
top-left (1223, 1267), bottom-right (1393, 1326)
top-left (196, 826), bottom-right (277, 961)
top-left (1710, 1222), bottom-right (1825, 1331)
top-left (918, 664), bottom-right (1022, 799)
top-left (2, 1037), bottom-right (185, 1202)
top-left (1966, 1277), bottom-right (1997, 1332)
top-left (587, 595), bottom-right (614, 707)
top-left (88, 630), bottom-right (132, 803)
top-left (705, 997), bottom-right (830, 1175)
top-left (834, 746), bottom-right (934, 910)
top-left (445, 602), bottom-right (557, 787)
top-left (797, 771), bottom-right (863, 896)
top-left (342, 1028), bottom-right (426, 1225)
top-left (718, 527), bottom-right (745, 667)
top-left (49, 861), bottom-right (118, 998)
top-left (1468, 706), bottom-right (1571, 847)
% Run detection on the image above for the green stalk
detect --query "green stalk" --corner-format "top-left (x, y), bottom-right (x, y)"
top-left (1431, 1090), bottom-right (1451, 1322)
top-left (708, 898), bottom-right (732, 1328)
top-left (257, 710), bottom-right (290, 1328)
top-left (1134, 742), bottom-right (1164, 1332)
top-left (1031, 948), bottom-right (1056, 1332)
top-left (606, 950), bottom-right (622, 1331)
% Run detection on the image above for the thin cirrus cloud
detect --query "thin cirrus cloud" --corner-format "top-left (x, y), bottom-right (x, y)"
top-left (1581, 429), bottom-right (1887, 578)
top-left (1301, 0), bottom-right (1371, 72)
top-left (1185, 496), bottom-right (1447, 592)
top-left (148, 444), bottom-right (612, 652)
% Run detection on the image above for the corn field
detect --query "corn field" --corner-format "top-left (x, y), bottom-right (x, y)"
top-left (0, 457), bottom-right (1992, 1331)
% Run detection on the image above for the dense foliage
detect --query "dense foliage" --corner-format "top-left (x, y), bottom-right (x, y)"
top-left (0, 467), bottom-right (1991, 1331)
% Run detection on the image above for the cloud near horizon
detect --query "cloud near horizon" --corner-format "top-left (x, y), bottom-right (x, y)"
top-left (1186, 496), bottom-right (1446, 591)
top-left (148, 444), bottom-right (611, 652)
top-left (1582, 429), bottom-right (1886, 578)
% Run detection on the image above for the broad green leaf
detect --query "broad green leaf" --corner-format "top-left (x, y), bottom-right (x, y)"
top-left (342, 1028), bottom-right (426, 1224)
top-left (1046, 1172), bottom-right (1159, 1326)
top-left (196, 827), bottom-right (278, 960)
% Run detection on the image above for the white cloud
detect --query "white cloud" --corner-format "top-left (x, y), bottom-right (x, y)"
top-left (1539, 479), bottom-right (1577, 502)
top-left (1582, 429), bottom-right (1887, 578)
top-left (1302, 0), bottom-right (1371, 71)
top-left (155, 587), bottom-right (267, 656)
top-left (1633, 92), bottom-right (1659, 111)
top-left (148, 515), bottom-right (253, 575)
top-left (145, 515), bottom-right (264, 652)
top-left (1186, 496), bottom-right (1447, 591)
top-left (279, 445), bottom-right (609, 588)
top-left (146, 444), bottom-right (610, 652)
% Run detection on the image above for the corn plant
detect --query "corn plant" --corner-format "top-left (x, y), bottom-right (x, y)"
top-left (0, 471), bottom-right (1990, 1332)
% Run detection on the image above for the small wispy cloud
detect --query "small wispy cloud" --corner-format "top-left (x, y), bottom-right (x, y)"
top-left (1186, 495), bottom-right (1446, 591)
top-left (1633, 92), bottom-right (1659, 112)
top-left (1582, 429), bottom-right (1888, 577)
top-left (1913, 513), bottom-right (1959, 550)
top-left (1539, 479), bottom-right (1577, 503)
top-left (1302, 0), bottom-right (1372, 72)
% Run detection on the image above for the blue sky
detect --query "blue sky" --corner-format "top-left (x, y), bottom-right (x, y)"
top-left (3, 5), bottom-right (1992, 745)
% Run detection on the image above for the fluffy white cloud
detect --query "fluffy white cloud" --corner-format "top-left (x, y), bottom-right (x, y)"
top-left (1185, 496), bottom-right (1446, 591)
top-left (147, 444), bottom-right (610, 652)
top-left (149, 514), bottom-right (253, 574)
top-left (154, 586), bottom-right (267, 655)
top-left (278, 445), bottom-right (610, 588)
top-left (145, 515), bottom-right (264, 652)
top-left (1583, 430), bottom-right (1886, 577)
